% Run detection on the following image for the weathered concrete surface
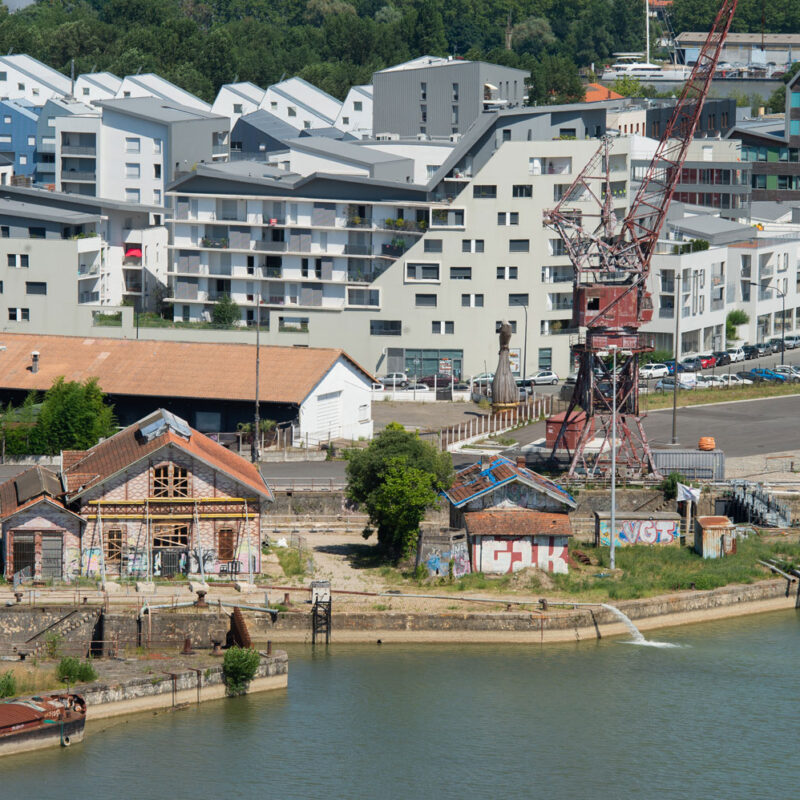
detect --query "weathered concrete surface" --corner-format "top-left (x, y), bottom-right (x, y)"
top-left (82, 652), bottom-right (288, 720)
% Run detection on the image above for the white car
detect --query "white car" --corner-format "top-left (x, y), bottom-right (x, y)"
top-left (718, 374), bottom-right (752, 386)
top-left (695, 374), bottom-right (725, 389)
top-left (470, 372), bottom-right (494, 383)
top-left (640, 363), bottom-right (669, 379)
top-left (727, 347), bottom-right (745, 363)
top-left (530, 370), bottom-right (559, 385)
top-left (380, 372), bottom-right (408, 388)
top-left (774, 365), bottom-right (800, 382)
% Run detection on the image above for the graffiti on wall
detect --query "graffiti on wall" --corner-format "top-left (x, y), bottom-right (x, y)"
top-left (82, 547), bottom-right (102, 575)
top-left (599, 519), bottom-right (680, 547)
top-left (188, 548), bottom-right (216, 574)
top-left (423, 539), bottom-right (471, 578)
top-left (472, 535), bottom-right (569, 575)
top-left (64, 545), bottom-right (81, 579)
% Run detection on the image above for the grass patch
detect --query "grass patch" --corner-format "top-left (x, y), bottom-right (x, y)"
top-left (644, 381), bottom-right (800, 411)
top-left (2, 663), bottom-right (61, 696)
top-left (275, 547), bottom-right (307, 578)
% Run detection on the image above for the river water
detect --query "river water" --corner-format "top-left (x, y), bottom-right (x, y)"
top-left (3, 611), bottom-right (798, 799)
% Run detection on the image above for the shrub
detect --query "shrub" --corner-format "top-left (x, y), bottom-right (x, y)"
top-left (0, 670), bottom-right (16, 698)
top-left (56, 657), bottom-right (97, 684)
top-left (659, 471), bottom-right (687, 500)
top-left (223, 646), bottom-right (261, 695)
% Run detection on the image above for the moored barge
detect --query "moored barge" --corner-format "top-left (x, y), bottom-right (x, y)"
top-left (0, 693), bottom-right (86, 756)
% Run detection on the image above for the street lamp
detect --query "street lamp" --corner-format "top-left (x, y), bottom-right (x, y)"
top-left (749, 281), bottom-right (786, 366)
top-left (251, 301), bottom-right (262, 463)
top-left (671, 273), bottom-right (681, 445)
top-left (609, 344), bottom-right (618, 571)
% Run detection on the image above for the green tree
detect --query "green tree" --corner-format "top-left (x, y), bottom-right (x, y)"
top-left (726, 309), bottom-right (749, 343)
top-left (31, 378), bottom-right (116, 455)
top-left (211, 294), bottom-right (241, 328)
top-left (346, 423), bottom-right (453, 559)
top-left (612, 75), bottom-right (645, 98)
top-left (529, 54), bottom-right (584, 105)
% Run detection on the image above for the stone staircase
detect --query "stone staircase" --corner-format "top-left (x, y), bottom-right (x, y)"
top-left (21, 609), bottom-right (100, 658)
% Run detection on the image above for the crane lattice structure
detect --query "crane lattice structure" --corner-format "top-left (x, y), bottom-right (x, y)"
top-left (543, 0), bottom-right (738, 478)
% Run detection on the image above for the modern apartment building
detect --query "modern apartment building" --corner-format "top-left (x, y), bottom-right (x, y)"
top-left (211, 82), bottom-right (266, 126)
top-left (373, 56), bottom-right (528, 138)
top-left (262, 77), bottom-right (342, 131)
top-left (53, 97), bottom-right (230, 203)
top-left (0, 99), bottom-right (38, 178)
top-left (0, 185), bottom-right (167, 328)
top-left (0, 54), bottom-right (71, 105)
top-left (114, 74), bottom-right (211, 112)
top-left (73, 72), bottom-right (122, 103)
top-left (165, 104), bottom-right (615, 378)
top-left (34, 97), bottom-right (95, 187)
top-left (335, 85), bottom-right (373, 138)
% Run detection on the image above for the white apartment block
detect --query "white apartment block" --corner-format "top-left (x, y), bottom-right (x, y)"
top-left (212, 82), bottom-right (266, 126)
top-left (73, 72), bottom-right (122, 103)
top-left (334, 85), bottom-right (373, 138)
top-left (0, 54), bottom-right (71, 104)
top-left (0, 186), bottom-right (168, 330)
top-left (54, 98), bottom-right (230, 205)
top-left (115, 74), bottom-right (211, 112)
top-left (262, 77), bottom-right (342, 131)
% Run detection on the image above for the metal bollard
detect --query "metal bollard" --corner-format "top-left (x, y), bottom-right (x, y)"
top-left (267, 640), bottom-right (272, 656)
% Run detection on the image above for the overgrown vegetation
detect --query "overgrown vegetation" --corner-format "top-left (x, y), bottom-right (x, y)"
top-left (0, 377), bottom-right (116, 456)
top-left (222, 646), bottom-right (261, 696)
top-left (645, 380), bottom-right (800, 410)
top-left (659, 471), bottom-right (687, 501)
top-left (56, 657), bottom-right (98, 684)
top-left (275, 546), bottom-right (308, 578)
top-left (210, 293), bottom-right (241, 328)
top-left (0, 670), bottom-right (16, 698)
top-left (726, 309), bottom-right (750, 343)
top-left (346, 422), bottom-right (453, 560)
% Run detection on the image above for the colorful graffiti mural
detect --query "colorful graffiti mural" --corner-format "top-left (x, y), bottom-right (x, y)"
top-left (471, 535), bottom-right (569, 575)
top-left (423, 539), bottom-right (471, 579)
top-left (598, 519), bottom-right (680, 547)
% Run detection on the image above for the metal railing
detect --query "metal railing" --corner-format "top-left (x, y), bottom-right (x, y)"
top-left (61, 145), bottom-right (96, 156)
top-left (255, 240), bottom-right (288, 252)
top-left (61, 170), bottom-right (96, 181)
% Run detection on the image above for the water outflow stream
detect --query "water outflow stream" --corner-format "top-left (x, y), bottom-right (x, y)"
top-left (599, 603), bottom-right (680, 648)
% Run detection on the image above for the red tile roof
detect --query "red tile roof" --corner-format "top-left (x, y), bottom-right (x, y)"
top-left (63, 412), bottom-right (272, 501)
top-left (464, 510), bottom-right (572, 538)
top-left (0, 333), bottom-right (375, 406)
top-left (0, 466), bottom-right (71, 520)
top-left (584, 82), bottom-right (623, 102)
top-left (443, 456), bottom-right (576, 509)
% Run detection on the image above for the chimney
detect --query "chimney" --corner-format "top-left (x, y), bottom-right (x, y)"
top-left (516, 455), bottom-right (526, 469)
top-left (480, 455), bottom-right (491, 468)
top-left (31, 351), bottom-right (39, 374)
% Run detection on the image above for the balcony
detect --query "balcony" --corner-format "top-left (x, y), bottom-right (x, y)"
top-left (212, 144), bottom-right (228, 156)
top-left (254, 240), bottom-right (288, 252)
top-left (61, 170), bottom-right (96, 182)
top-left (377, 218), bottom-right (426, 233)
top-left (262, 215), bottom-right (286, 225)
top-left (38, 140), bottom-right (55, 153)
top-left (659, 307), bottom-right (675, 318)
top-left (123, 283), bottom-right (143, 294)
top-left (267, 296), bottom-right (286, 305)
top-left (201, 236), bottom-right (228, 248)
top-left (381, 243), bottom-right (406, 258)
top-left (346, 216), bottom-right (373, 229)
top-left (344, 243), bottom-right (372, 256)
top-left (264, 268), bottom-right (283, 279)
top-left (61, 145), bottom-right (96, 156)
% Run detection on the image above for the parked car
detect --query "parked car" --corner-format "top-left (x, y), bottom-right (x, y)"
top-left (727, 346), bottom-right (745, 363)
top-left (655, 376), bottom-right (695, 391)
top-left (712, 351), bottom-right (732, 366)
top-left (784, 335), bottom-right (800, 349)
top-left (698, 353), bottom-right (717, 369)
top-left (640, 363), bottom-right (670, 379)
top-left (737, 370), bottom-right (767, 383)
top-left (767, 338), bottom-right (784, 353)
top-left (755, 342), bottom-right (771, 357)
top-left (681, 356), bottom-right (703, 372)
top-left (742, 345), bottom-right (760, 360)
top-left (665, 360), bottom-right (689, 374)
top-left (695, 374), bottom-right (725, 389)
top-left (774, 365), bottom-right (800, 381)
top-left (405, 383), bottom-right (430, 392)
top-left (380, 373), bottom-right (408, 388)
top-left (452, 382), bottom-right (470, 391)
top-left (470, 372), bottom-right (494, 383)
top-left (530, 370), bottom-right (559, 385)
top-left (750, 367), bottom-right (787, 383)
top-left (718, 373), bottom-right (752, 386)
top-left (418, 373), bottom-right (453, 388)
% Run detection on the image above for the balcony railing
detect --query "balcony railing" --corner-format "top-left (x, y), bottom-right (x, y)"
top-left (659, 307), bottom-right (675, 318)
top-left (346, 217), bottom-right (373, 228)
top-left (212, 144), bottom-right (228, 155)
top-left (124, 284), bottom-right (143, 294)
top-left (201, 237), bottom-right (228, 248)
top-left (61, 170), bottom-right (96, 182)
top-left (377, 219), bottom-right (426, 233)
top-left (262, 215), bottom-right (286, 225)
top-left (255, 240), bottom-right (288, 252)
top-left (61, 145), bottom-right (96, 156)
top-left (345, 243), bottom-right (372, 255)
top-left (264, 268), bottom-right (283, 279)
top-left (381, 243), bottom-right (406, 257)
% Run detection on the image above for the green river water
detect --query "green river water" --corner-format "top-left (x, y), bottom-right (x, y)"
top-left (3, 610), bottom-right (798, 799)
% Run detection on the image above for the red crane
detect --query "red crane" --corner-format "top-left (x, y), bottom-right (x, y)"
top-left (543, 0), bottom-right (738, 478)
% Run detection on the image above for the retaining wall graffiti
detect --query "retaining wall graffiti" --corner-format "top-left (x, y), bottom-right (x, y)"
top-left (597, 519), bottom-right (680, 547)
top-left (471, 535), bottom-right (569, 575)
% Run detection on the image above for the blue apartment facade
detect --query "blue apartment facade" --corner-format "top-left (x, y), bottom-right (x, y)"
top-left (0, 98), bottom-right (40, 177)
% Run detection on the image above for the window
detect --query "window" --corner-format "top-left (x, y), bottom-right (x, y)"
top-left (104, 529), bottom-right (124, 565)
top-left (347, 288), bottom-right (380, 306)
top-left (451, 105), bottom-right (459, 125)
top-left (152, 524), bottom-right (189, 550)
top-left (0, 73), bottom-right (5, 81)
top-left (406, 262), bottom-right (440, 281)
top-left (354, 101), bottom-right (363, 112)
top-left (424, 239), bottom-right (442, 253)
top-left (20, 254), bottom-right (29, 268)
top-left (0, 135), bottom-right (10, 144)
top-left (125, 162), bottom-right (140, 179)
top-left (496, 320), bottom-right (517, 333)
top-left (27, 135), bottom-right (34, 146)
top-left (279, 315), bottom-right (308, 332)
top-left (152, 464), bottom-right (189, 498)
top-left (509, 239), bottom-right (529, 253)
top-left (370, 320), bottom-right (402, 336)
top-left (154, 163), bottom-right (161, 179)
top-left (7, 254), bottom-right (15, 267)
top-left (432, 321), bottom-right (454, 334)
top-left (420, 82), bottom-right (427, 100)
top-left (28, 228), bottom-right (44, 240)
top-left (125, 137), bottom-right (141, 153)
top-left (509, 212), bottom-right (519, 225)
top-left (342, 117), bottom-right (349, 125)
top-left (497, 266), bottom-right (518, 280)
top-left (288, 106), bottom-right (297, 117)
top-left (18, 154), bottom-right (27, 165)
top-left (233, 103), bottom-right (243, 114)
top-left (17, 83), bottom-right (24, 91)
top-left (0, 226), bottom-right (7, 237)
top-left (452, 83), bottom-right (459, 101)
top-left (26, 281), bottom-right (46, 295)
top-left (473, 185), bottom-right (497, 198)
top-left (125, 188), bottom-right (141, 203)
top-left (538, 347), bottom-right (553, 370)
top-left (154, 189), bottom-right (162, 204)
top-left (8, 308), bottom-right (29, 321)
top-left (2, 115), bottom-right (8, 123)
top-left (498, 212), bottom-right (506, 225)
top-left (303, 121), bottom-right (311, 129)
top-left (82, 87), bottom-right (90, 96)
top-left (153, 139), bottom-right (162, 154)
top-left (420, 105), bottom-right (427, 122)
top-left (450, 267), bottom-right (471, 280)
top-left (461, 293), bottom-right (484, 307)
top-left (415, 293), bottom-right (437, 307)
top-left (271, 101), bottom-right (278, 110)
top-left (509, 293), bottom-right (529, 306)
top-left (502, 129), bottom-right (511, 142)
top-left (462, 239), bottom-right (484, 253)
top-left (218, 528), bottom-right (235, 562)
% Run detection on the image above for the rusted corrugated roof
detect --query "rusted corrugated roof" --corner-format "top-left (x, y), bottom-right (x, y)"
top-left (0, 701), bottom-right (43, 728)
top-left (443, 456), bottom-right (576, 510)
top-left (0, 332), bottom-right (375, 406)
top-left (63, 410), bottom-right (273, 501)
top-left (0, 466), bottom-right (70, 520)
top-left (464, 509), bottom-right (572, 538)
top-left (697, 515), bottom-right (733, 528)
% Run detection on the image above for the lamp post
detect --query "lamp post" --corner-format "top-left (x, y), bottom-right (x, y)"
top-left (671, 273), bottom-right (681, 445)
top-left (749, 281), bottom-right (786, 366)
top-left (609, 344), bottom-right (617, 571)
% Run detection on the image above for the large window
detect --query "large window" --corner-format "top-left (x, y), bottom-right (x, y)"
top-left (105, 529), bottom-right (124, 565)
top-left (415, 293), bottom-right (437, 307)
top-left (450, 267), bottom-right (471, 280)
top-left (370, 320), bottom-right (401, 336)
top-left (424, 239), bottom-right (443, 253)
top-left (509, 293), bottom-right (529, 306)
top-left (509, 240), bottom-right (529, 253)
top-left (513, 184), bottom-right (532, 198)
top-left (152, 464), bottom-right (189, 498)
top-left (538, 348), bottom-right (553, 370)
top-left (406, 262), bottom-right (440, 281)
top-left (473, 185), bottom-right (497, 199)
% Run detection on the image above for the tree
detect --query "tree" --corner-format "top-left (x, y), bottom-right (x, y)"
top-left (767, 62), bottom-right (800, 113)
top-left (529, 55), bottom-right (584, 105)
top-left (726, 309), bottom-right (749, 343)
top-left (30, 378), bottom-right (116, 454)
top-left (346, 423), bottom-right (453, 559)
top-left (211, 293), bottom-right (241, 328)
top-left (612, 75), bottom-right (645, 98)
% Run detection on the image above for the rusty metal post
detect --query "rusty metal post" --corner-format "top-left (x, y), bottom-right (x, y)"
top-left (267, 640), bottom-right (272, 656)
